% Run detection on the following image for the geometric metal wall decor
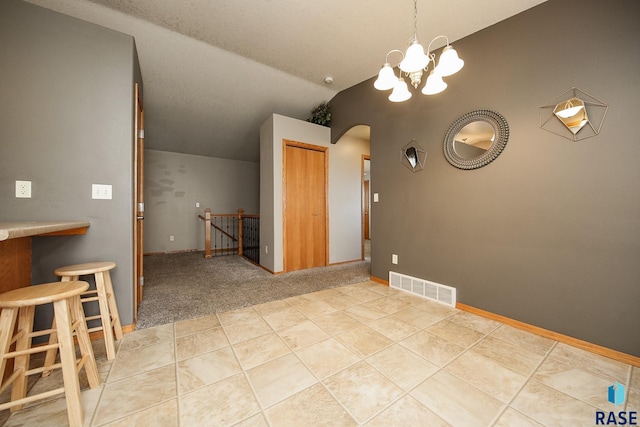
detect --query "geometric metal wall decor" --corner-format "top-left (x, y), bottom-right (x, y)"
top-left (540, 86), bottom-right (608, 142)
top-left (401, 139), bottom-right (427, 172)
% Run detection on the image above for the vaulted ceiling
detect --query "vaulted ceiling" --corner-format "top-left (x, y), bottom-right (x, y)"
top-left (25, 0), bottom-right (546, 162)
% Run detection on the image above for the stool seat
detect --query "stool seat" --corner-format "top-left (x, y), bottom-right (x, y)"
top-left (0, 281), bottom-right (100, 427)
top-left (0, 281), bottom-right (89, 308)
top-left (54, 261), bottom-right (116, 276)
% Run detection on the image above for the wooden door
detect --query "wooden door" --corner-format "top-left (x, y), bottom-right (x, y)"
top-left (283, 141), bottom-right (328, 272)
top-left (133, 83), bottom-right (145, 320)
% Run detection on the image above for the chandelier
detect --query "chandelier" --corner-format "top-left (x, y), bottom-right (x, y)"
top-left (374, 0), bottom-right (464, 102)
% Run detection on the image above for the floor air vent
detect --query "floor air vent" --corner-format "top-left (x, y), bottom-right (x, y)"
top-left (389, 271), bottom-right (456, 307)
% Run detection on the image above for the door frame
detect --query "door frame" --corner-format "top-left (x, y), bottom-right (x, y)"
top-left (133, 83), bottom-right (144, 322)
top-left (282, 139), bottom-right (329, 272)
top-left (361, 154), bottom-right (371, 260)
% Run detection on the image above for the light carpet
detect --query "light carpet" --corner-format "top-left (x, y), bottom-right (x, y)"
top-left (136, 252), bottom-right (371, 329)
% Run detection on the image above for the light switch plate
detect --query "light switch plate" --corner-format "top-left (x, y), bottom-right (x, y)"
top-left (373, 193), bottom-right (379, 202)
top-left (92, 184), bottom-right (112, 200)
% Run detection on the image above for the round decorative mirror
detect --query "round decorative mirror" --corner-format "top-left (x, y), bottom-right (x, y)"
top-left (443, 110), bottom-right (509, 170)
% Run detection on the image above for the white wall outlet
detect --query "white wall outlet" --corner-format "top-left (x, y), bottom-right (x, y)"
top-left (92, 184), bottom-right (112, 200)
top-left (373, 193), bottom-right (379, 202)
top-left (15, 180), bottom-right (31, 198)
top-left (265, 245), bottom-right (268, 254)
top-left (169, 235), bottom-right (175, 241)
top-left (392, 254), bottom-right (398, 264)
top-left (195, 202), bottom-right (200, 208)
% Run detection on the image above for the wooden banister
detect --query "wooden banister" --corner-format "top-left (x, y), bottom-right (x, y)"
top-left (237, 209), bottom-right (244, 256)
top-left (204, 209), bottom-right (212, 258)
top-left (198, 208), bottom-right (260, 260)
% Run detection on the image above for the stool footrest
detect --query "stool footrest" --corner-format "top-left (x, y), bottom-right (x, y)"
top-left (10, 329), bottom-right (25, 346)
top-left (0, 368), bottom-right (23, 395)
top-left (87, 326), bottom-right (104, 334)
top-left (76, 354), bottom-right (88, 374)
top-left (29, 328), bottom-right (56, 339)
top-left (85, 314), bottom-right (102, 322)
top-left (4, 343), bottom-right (58, 359)
top-left (30, 362), bottom-right (62, 376)
top-left (81, 296), bottom-right (100, 303)
top-left (0, 387), bottom-right (65, 412)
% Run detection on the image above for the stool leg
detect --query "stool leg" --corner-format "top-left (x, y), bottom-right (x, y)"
top-left (0, 308), bottom-right (18, 393)
top-left (53, 297), bottom-right (84, 427)
top-left (95, 272), bottom-right (116, 360)
top-left (43, 275), bottom-right (81, 375)
top-left (103, 271), bottom-right (123, 340)
top-left (70, 295), bottom-right (99, 388)
top-left (10, 305), bottom-right (34, 411)
top-left (42, 316), bottom-right (57, 377)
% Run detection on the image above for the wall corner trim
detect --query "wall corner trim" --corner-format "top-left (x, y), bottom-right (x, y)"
top-left (370, 275), bottom-right (389, 286)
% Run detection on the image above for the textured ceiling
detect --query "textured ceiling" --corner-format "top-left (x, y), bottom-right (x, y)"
top-left (25, 0), bottom-right (546, 162)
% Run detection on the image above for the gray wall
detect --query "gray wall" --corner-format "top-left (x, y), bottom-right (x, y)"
top-left (144, 149), bottom-right (259, 253)
top-left (330, 0), bottom-right (640, 357)
top-left (0, 0), bottom-right (140, 327)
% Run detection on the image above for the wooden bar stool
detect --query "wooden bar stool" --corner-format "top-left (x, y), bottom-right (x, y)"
top-left (0, 281), bottom-right (100, 427)
top-left (45, 262), bottom-right (123, 362)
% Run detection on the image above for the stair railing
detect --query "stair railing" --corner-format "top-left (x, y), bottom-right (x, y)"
top-left (198, 208), bottom-right (260, 264)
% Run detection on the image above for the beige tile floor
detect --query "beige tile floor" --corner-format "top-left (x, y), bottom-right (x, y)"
top-left (1, 281), bottom-right (638, 426)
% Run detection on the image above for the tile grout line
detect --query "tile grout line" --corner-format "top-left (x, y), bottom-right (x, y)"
top-left (173, 321), bottom-right (181, 427)
top-left (488, 339), bottom-right (559, 426)
top-left (217, 308), bottom-right (271, 426)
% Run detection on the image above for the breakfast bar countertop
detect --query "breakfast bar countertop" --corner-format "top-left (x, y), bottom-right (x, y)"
top-left (0, 221), bottom-right (91, 241)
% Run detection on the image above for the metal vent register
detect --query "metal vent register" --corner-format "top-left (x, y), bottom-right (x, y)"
top-left (389, 271), bottom-right (456, 307)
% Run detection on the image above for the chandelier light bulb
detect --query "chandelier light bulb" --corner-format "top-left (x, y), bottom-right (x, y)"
top-left (422, 70), bottom-right (447, 95)
top-left (436, 45), bottom-right (464, 77)
top-left (400, 40), bottom-right (430, 73)
top-left (374, 63), bottom-right (397, 91)
top-left (389, 78), bottom-right (412, 102)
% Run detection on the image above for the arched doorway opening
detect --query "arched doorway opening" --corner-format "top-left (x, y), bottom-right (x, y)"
top-left (335, 125), bottom-right (371, 262)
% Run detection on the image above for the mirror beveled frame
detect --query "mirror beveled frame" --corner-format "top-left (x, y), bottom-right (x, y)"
top-left (443, 109), bottom-right (509, 170)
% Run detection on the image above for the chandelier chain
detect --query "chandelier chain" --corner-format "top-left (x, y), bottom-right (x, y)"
top-left (413, 0), bottom-right (418, 39)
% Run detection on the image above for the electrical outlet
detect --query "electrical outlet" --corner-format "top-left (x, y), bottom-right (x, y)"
top-left (373, 193), bottom-right (379, 202)
top-left (195, 202), bottom-right (200, 208)
top-left (169, 235), bottom-right (175, 241)
top-left (265, 245), bottom-right (268, 254)
top-left (92, 184), bottom-right (112, 200)
top-left (15, 180), bottom-right (31, 198)
top-left (392, 254), bottom-right (398, 264)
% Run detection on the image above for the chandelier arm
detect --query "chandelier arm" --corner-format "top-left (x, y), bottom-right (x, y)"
top-left (426, 53), bottom-right (436, 71)
top-left (384, 49), bottom-right (405, 65)
top-left (426, 35), bottom-right (450, 55)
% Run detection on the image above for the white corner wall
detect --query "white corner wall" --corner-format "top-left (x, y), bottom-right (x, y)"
top-left (260, 114), bottom-right (369, 273)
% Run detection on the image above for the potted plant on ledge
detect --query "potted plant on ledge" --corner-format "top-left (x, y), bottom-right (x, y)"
top-left (307, 102), bottom-right (331, 127)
